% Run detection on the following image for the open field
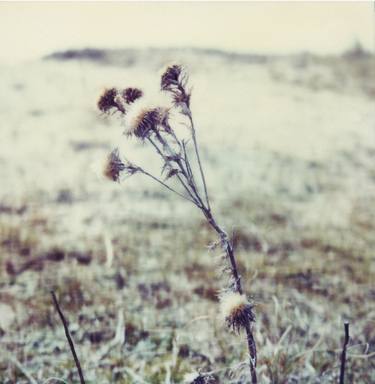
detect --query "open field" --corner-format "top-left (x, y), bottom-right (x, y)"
top-left (0, 48), bottom-right (374, 383)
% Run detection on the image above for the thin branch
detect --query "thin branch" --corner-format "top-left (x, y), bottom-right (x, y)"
top-left (154, 130), bottom-right (207, 210)
top-left (179, 143), bottom-right (209, 210)
top-left (51, 291), bottom-right (86, 384)
top-left (147, 137), bottom-right (201, 206)
top-left (187, 112), bottom-right (211, 210)
top-left (339, 321), bottom-right (350, 384)
top-left (181, 137), bottom-right (206, 209)
top-left (181, 140), bottom-right (194, 181)
top-left (139, 168), bottom-right (196, 204)
top-left (151, 131), bottom-right (202, 202)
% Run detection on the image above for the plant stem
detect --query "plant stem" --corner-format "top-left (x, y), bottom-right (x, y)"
top-left (202, 209), bottom-right (257, 383)
top-left (187, 112), bottom-right (211, 211)
top-left (147, 137), bottom-right (201, 206)
top-left (139, 169), bottom-right (196, 204)
top-left (152, 132), bottom-right (207, 210)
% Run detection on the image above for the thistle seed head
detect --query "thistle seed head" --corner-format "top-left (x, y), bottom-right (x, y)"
top-left (122, 87), bottom-right (143, 104)
top-left (103, 149), bottom-right (126, 182)
top-left (125, 97), bottom-right (170, 139)
top-left (97, 88), bottom-right (119, 113)
top-left (161, 64), bottom-right (183, 90)
top-left (133, 108), bottom-right (161, 139)
top-left (220, 292), bottom-right (255, 333)
top-left (161, 64), bottom-right (191, 109)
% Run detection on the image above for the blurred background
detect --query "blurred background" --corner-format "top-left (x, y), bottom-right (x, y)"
top-left (0, 2), bottom-right (374, 383)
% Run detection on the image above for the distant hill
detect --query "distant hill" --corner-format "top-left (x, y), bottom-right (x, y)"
top-left (43, 47), bottom-right (374, 98)
top-left (43, 47), bottom-right (270, 67)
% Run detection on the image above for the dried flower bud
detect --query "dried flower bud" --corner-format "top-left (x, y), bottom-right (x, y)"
top-left (122, 87), bottom-right (143, 104)
top-left (161, 64), bottom-right (191, 109)
top-left (97, 88), bottom-right (119, 113)
top-left (103, 149), bottom-right (126, 182)
top-left (165, 168), bottom-right (179, 180)
top-left (133, 108), bottom-right (160, 139)
top-left (161, 64), bottom-right (183, 90)
top-left (220, 292), bottom-right (255, 333)
top-left (126, 104), bottom-right (169, 140)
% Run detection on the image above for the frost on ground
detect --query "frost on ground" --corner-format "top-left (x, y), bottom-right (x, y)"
top-left (0, 48), bottom-right (374, 383)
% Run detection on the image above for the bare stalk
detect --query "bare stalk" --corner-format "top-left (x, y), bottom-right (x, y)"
top-left (181, 140), bottom-right (194, 182)
top-left (339, 321), bottom-right (350, 384)
top-left (202, 208), bottom-right (257, 382)
top-left (51, 291), bottom-right (86, 384)
top-left (187, 112), bottom-right (211, 211)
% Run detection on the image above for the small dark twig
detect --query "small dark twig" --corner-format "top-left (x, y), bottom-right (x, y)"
top-left (339, 321), bottom-right (350, 384)
top-left (51, 291), bottom-right (86, 384)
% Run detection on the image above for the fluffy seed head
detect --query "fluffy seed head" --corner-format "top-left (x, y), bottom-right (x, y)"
top-left (220, 292), bottom-right (255, 332)
top-left (122, 87), bottom-right (143, 104)
top-left (103, 149), bottom-right (126, 182)
top-left (125, 96), bottom-right (170, 139)
top-left (97, 88), bottom-right (119, 113)
top-left (132, 108), bottom-right (160, 139)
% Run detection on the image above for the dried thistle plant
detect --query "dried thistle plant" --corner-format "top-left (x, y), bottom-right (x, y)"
top-left (98, 65), bottom-right (258, 383)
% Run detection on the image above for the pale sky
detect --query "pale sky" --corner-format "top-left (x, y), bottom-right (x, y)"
top-left (0, 2), bottom-right (374, 63)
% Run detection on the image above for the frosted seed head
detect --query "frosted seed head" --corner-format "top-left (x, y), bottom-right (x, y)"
top-left (125, 96), bottom-right (170, 139)
top-left (97, 88), bottom-right (119, 113)
top-left (132, 108), bottom-right (161, 139)
top-left (161, 64), bottom-right (183, 90)
top-left (122, 87), bottom-right (143, 104)
top-left (103, 148), bottom-right (126, 182)
top-left (220, 291), bottom-right (255, 332)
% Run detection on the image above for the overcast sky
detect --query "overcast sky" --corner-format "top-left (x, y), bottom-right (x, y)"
top-left (0, 2), bottom-right (374, 64)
